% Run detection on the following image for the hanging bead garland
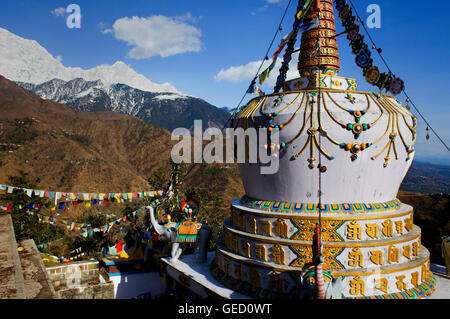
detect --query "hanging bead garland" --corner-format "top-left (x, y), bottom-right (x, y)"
top-left (274, 95), bottom-right (284, 107)
top-left (334, 0), bottom-right (405, 95)
top-left (345, 93), bottom-right (356, 104)
top-left (339, 142), bottom-right (371, 161)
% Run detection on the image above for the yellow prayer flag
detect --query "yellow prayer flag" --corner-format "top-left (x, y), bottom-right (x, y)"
top-left (259, 68), bottom-right (269, 85)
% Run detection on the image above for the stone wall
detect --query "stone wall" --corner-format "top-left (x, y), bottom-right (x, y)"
top-left (46, 260), bottom-right (114, 299)
top-left (57, 282), bottom-right (115, 299)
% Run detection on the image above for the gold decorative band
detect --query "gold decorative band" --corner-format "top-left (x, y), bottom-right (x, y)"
top-left (317, 20), bottom-right (336, 31)
top-left (232, 204), bottom-right (413, 221)
top-left (302, 29), bottom-right (336, 41)
top-left (317, 10), bottom-right (335, 21)
top-left (239, 197), bottom-right (404, 215)
top-left (300, 48), bottom-right (340, 60)
top-left (213, 248), bottom-right (434, 299)
top-left (216, 244), bottom-right (429, 275)
top-left (299, 56), bottom-right (340, 68)
top-left (223, 223), bottom-right (420, 248)
top-left (300, 37), bottom-right (338, 50)
top-left (318, 2), bottom-right (334, 13)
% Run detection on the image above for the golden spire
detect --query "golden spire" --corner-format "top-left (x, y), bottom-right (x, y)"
top-left (297, 0), bottom-right (340, 76)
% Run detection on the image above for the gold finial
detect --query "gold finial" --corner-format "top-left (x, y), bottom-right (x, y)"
top-left (297, 0), bottom-right (340, 76)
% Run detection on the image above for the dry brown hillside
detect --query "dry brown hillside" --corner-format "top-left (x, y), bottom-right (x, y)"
top-left (0, 75), bottom-right (174, 192)
top-left (0, 75), bottom-right (244, 237)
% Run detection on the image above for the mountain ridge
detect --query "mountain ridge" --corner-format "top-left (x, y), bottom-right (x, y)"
top-left (16, 77), bottom-right (230, 131)
top-left (0, 27), bottom-right (179, 94)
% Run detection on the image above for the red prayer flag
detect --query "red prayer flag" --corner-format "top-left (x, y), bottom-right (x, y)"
top-left (314, 0), bottom-right (321, 11)
top-left (116, 241), bottom-right (123, 252)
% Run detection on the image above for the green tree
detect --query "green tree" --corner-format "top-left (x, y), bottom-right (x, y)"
top-left (0, 173), bottom-right (66, 244)
top-left (148, 167), bottom-right (168, 190)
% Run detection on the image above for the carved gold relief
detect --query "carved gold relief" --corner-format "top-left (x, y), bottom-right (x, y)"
top-left (419, 235), bottom-right (422, 253)
top-left (395, 275), bottom-right (406, 291)
top-left (382, 219), bottom-right (393, 237)
top-left (290, 245), bottom-right (344, 269)
top-left (411, 271), bottom-right (419, 286)
top-left (291, 219), bottom-right (344, 242)
top-left (349, 276), bottom-right (365, 296)
top-left (402, 245), bottom-right (411, 259)
top-left (412, 242), bottom-right (419, 256)
top-left (248, 218), bottom-right (257, 234)
top-left (388, 245), bottom-right (399, 264)
top-left (348, 248), bottom-right (363, 267)
top-left (241, 241), bottom-right (251, 258)
top-left (269, 271), bottom-right (283, 292)
top-left (271, 244), bottom-right (286, 265)
top-left (421, 264), bottom-right (428, 281)
top-left (405, 215), bottom-right (413, 232)
top-left (369, 250), bottom-right (383, 265)
top-left (347, 221), bottom-right (361, 240)
top-left (395, 220), bottom-right (403, 235)
top-left (254, 244), bottom-right (267, 261)
top-left (365, 223), bottom-right (379, 239)
top-left (374, 278), bottom-right (388, 293)
top-left (260, 220), bottom-right (272, 236)
top-left (274, 218), bottom-right (289, 238)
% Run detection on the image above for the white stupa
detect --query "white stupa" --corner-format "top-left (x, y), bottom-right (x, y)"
top-left (163, 0), bottom-right (438, 299)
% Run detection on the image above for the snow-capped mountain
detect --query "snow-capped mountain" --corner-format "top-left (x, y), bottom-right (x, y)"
top-left (17, 78), bottom-right (229, 131)
top-left (0, 27), bottom-right (230, 130)
top-left (0, 27), bottom-right (179, 94)
top-left (17, 78), bottom-right (188, 116)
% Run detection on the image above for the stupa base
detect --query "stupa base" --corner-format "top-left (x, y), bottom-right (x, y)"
top-left (213, 243), bottom-right (436, 299)
top-left (210, 198), bottom-right (438, 299)
top-left (161, 249), bottom-right (439, 300)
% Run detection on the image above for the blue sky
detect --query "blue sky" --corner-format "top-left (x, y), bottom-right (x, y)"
top-left (0, 0), bottom-right (449, 164)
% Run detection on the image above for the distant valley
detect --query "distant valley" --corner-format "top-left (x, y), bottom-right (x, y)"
top-left (401, 161), bottom-right (450, 194)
